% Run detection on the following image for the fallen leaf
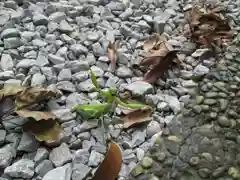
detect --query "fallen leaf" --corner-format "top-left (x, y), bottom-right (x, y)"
top-left (15, 110), bottom-right (57, 121)
top-left (122, 106), bottom-right (153, 129)
top-left (0, 85), bottom-right (25, 97)
top-left (15, 87), bottom-right (60, 110)
top-left (92, 142), bottom-right (122, 180)
top-left (143, 50), bottom-right (179, 84)
top-left (108, 40), bottom-right (120, 71)
top-left (185, 5), bottom-right (233, 49)
top-left (22, 119), bottom-right (62, 142)
top-left (143, 33), bottom-right (164, 52)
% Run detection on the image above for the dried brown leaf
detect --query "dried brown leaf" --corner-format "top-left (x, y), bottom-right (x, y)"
top-left (22, 119), bottom-right (62, 142)
top-left (143, 50), bottom-right (179, 84)
top-left (92, 143), bottom-right (122, 180)
top-left (15, 110), bottom-right (57, 121)
top-left (15, 87), bottom-right (60, 110)
top-left (122, 106), bottom-right (153, 129)
top-left (108, 40), bottom-right (120, 71)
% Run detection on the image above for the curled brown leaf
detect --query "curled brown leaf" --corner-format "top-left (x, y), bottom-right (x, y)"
top-left (122, 106), bottom-right (153, 129)
top-left (143, 50), bottom-right (179, 84)
top-left (108, 40), bottom-right (120, 71)
top-left (92, 143), bottom-right (122, 180)
top-left (15, 87), bottom-right (60, 110)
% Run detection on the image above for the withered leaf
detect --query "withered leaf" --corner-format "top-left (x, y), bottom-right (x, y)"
top-left (143, 50), bottom-right (179, 84)
top-left (143, 33), bottom-right (164, 52)
top-left (108, 40), bottom-right (120, 71)
top-left (185, 5), bottom-right (233, 48)
top-left (0, 85), bottom-right (25, 97)
top-left (22, 119), bottom-right (62, 142)
top-left (92, 143), bottom-right (122, 180)
top-left (122, 106), bottom-right (153, 129)
top-left (15, 110), bottom-right (57, 121)
top-left (15, 87), bottom-right (60, 110)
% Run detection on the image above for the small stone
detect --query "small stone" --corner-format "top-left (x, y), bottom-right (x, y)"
top-left (146, 121), bottom-right (161, 138)
top-left (4, 37), bottom-right (23, 49)
top-left (136, 148), bottom-right (145, 161)
top-left (32, 39), bottom-right (47, 47)
top-left (72, 163), bottom-right (91, 180)
top-left (34, 147), bottom-right (49, 164)
top-left (132, 131), bottom-right (146, 147)
top-left (48, 54), bottom-right (65, 64)
top-left (189, 156), bottom-right (200, 166)
top-left (0, 144), bottom-right (16, 168)
top-left (201, 153), bottom-right (213, 162)
top-left (17, 132), bottom-right (40, 152)
top-left (56, 81), bottom-right (76, 92)
top-left (228, 167), bottom-right (240, 179)
top-left (58, 69), bottom-right (72, 81)
top-left (131, 166), bottom-right (144, 177)
top-left (196, 96), bottom-right (204, 104)
top-left (49, 143), bottom-right (72, 167)
top-left (156, 152), bottom-right (166, 162)
top-left (42, 163), bottom-right (72, 180)
top-left (33, 14), bottom-right (49, 25)
top-left (212, 166), bottom-right (226, 178)
top-left (88, 151), bottom-right (104, 167)
top-left (59, 20), bottom-right (73, 33)
top-left (35, 160), bottom-right (54, 177)
top-left (193, 64), bottom-right (210, 76)
top-left (4, 159), bottom-right (34, 178)
top-left (204, 99), bottom-right (217, 105)
top-left (218, 116), bottom-right (231, 127)
top-left (77, 79), bottom-right (95, 92)
top-left (219, 99), bottom-right (229, 111)
top-left (198, 168), bottom-right (211, 178)
top-left (1, 54), bottom-right (14, 71)
top-left (49, 12), bottom-right (66, 23)
top-left (116, 66), bottom-right (133, 78)
top-left (31, 73), bottom-right (46, 86)
top-left (1, 28), bottom-right (20, 39)
top-left (72, 149), bottom-right (90, 165)
top-left (92, 42), bottom-right (105, 56)
top-left (90, 66), bottom-right (104, 77)
top-left (142, 157), bottom-right (153, 168)
top-left (70, 44), bottom-right (88, 56)
top-left (125, 81), bottom-right (154, 96)
top-left (192, 48), bottom-right (209, 57)
top-left (0, 130), bottom-right (6, 145)
top-left (53, 109), bottom-right (76, 123)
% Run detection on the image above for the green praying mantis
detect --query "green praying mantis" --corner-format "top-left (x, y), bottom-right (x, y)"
top-left (71, 70), bottom-right (151, 129)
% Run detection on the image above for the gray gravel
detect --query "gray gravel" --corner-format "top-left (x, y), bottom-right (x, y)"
top-left (0, 0), bottom-right (239, 180)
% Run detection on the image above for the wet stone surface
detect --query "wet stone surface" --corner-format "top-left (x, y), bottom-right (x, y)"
top-left (129, 50), bottom-right (240, 179)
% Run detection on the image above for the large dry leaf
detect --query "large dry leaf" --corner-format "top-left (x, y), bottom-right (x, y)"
top-left (15, 110), bottom-right (57, 121)
top-left (0, 85), bottom-right (25, 97)
top-left (143, 50), bottom-right (179, 84)
top-left (108, 40), bottom-right (120, 71)
top-left (92, 143), bottom-right (122, 180)
top-left (22, 119), bottom-right (62, 142)
top-left (15, 87), bottom-right (60, 110)
top-left (122, 106), bottom-right (153, 129)
top-left (185, 5), bottom-right (233, 48)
